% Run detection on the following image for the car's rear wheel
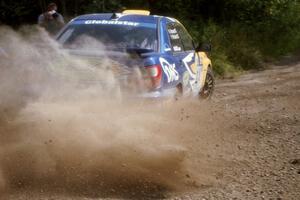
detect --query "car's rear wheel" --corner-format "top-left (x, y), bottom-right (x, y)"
top-left (199, 67), bottom-right (215, 99)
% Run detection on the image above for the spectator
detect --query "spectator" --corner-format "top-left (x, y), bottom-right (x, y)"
top-left (38, 2), bottom-right (64, 35)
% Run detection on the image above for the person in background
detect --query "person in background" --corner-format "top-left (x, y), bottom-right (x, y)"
top-left (38, 2), bottom-right (65, 35)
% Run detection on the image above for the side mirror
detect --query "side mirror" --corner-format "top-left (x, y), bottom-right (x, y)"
top-left (196, 43), bottom-right (212, 52)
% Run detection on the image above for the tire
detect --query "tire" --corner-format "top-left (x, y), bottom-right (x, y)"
top-left (199, 67), bottom-right (215, 99)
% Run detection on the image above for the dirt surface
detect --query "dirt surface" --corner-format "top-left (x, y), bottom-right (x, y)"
top-left (1, 62), bottom-right (299, 200)
top-left (169, 63), bottom-right (300, 200)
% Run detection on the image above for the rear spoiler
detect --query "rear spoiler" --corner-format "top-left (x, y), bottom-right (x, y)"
top-left (125, 47), bottom-right (160, 58)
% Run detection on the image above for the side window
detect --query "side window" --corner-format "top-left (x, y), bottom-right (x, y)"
top-left (176, 24), bottom-right (195, 51)
top-left (167, 23), bottom-right (184, 52)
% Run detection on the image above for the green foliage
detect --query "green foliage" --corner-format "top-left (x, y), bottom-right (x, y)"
top-left (80, 0), bottom-right (120, 13)
top-left (0, 1), bottom-right (39, 25)
top-left (1, 0), bottom-right (300, 76)
top-left (188, 0), bottom-right (300, 76)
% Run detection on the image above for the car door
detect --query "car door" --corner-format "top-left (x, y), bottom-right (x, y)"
top-left (177, 23), bottom-right (203, 94)
top-left (166, 22), bottom-right (202, 94)
top-left (154, 22), bottom-right (183, 90)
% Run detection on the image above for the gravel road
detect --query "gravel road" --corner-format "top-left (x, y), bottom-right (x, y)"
top-left (1, 61), bottom-right (299, 200)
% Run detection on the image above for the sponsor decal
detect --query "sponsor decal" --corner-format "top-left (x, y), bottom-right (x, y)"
top-left (168, 28), bottom-right (178, 34)
top-left (173, 46), bottom-right (182, 52)
top-left (181, 53), bottom-right (202, 93)
top-left (159, 57), bottom-right (179, 83)
top-left (182, 53), bottom-right (196, 78)
top-left (170, 34), bottom-right (180, 40)
top-left (168, 28), bottom-right (180, 40)
top-left (84, 20), bottom-right (140, 26)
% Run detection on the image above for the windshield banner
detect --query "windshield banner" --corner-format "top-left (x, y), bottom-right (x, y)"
top-left (73, 20), bottom-right (156, 28)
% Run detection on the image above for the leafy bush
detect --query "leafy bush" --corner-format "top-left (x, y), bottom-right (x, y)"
top-left (185, 0), bottom-right (300, 76)
top-left (2, 0), bottom-right (300, 76)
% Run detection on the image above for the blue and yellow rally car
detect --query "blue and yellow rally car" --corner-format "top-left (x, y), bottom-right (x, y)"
top-left (56, 10), bottom-right (214, 99)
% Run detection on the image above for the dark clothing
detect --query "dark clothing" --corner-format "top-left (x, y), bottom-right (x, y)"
top-left (38, 11), bottom-right (64, 35)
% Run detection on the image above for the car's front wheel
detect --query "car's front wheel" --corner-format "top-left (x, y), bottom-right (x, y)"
top-left (199, 67), bottom-right (215, 99)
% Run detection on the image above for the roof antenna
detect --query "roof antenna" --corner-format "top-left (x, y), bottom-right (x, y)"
top-left (111, 6), bottom-right (126, 19)
top-left (111, 13), bottom-right (118, 19)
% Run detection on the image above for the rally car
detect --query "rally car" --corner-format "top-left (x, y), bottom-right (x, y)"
top-left (56, 10), bottom-right (214, 99)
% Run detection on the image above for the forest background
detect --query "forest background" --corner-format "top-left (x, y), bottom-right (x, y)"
top-left (1, 0), bottom-right (300, 76)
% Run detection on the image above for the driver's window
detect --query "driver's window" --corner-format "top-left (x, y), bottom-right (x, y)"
top-left (176, 24), bottom-right (194, 51)
top-left (167, 23), bottom-right (184, 53)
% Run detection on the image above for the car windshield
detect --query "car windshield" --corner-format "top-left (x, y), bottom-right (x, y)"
top-left (57, 21), bottom-right (158, 52)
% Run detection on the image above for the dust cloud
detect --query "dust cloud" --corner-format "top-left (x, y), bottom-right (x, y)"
top-left (0, 26), bottom-right (188, 198)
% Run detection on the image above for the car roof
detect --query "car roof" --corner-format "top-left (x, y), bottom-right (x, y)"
top-left (73, 13), bottom-right (162, 24)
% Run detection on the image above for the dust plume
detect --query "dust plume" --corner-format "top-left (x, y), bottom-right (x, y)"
top-left (0, 26), bottom-right (188, 198)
